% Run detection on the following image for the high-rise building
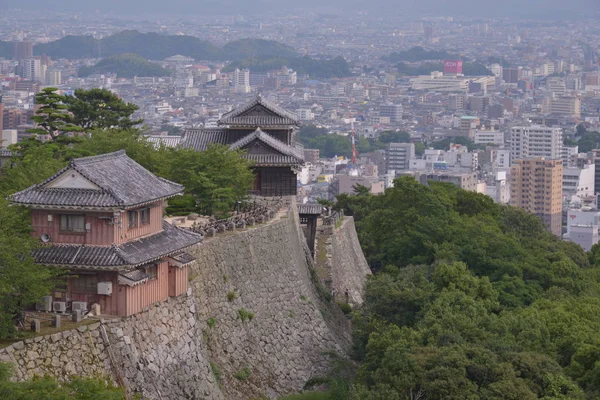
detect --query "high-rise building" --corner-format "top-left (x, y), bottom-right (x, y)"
top-left (379, 103), bottom-right (403, 122)
top-left (502, 67), bottom-right (520, 84)
top-left (510, 158), bottom-right (563, 236)
top-left (233, 68), bottom-right (251, 93)
top-left (13, 41), bottom-right (33, 61)
top-left (386, 142), bottom-right (415, 173)
top-left (510, 126), bottom-right (563, 160)
top-left (45, 69), bottom-right (62, 86)
top-left (19, 58), bottom-right (42, 82)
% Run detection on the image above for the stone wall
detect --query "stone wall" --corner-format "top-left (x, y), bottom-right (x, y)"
top-left (187, 202), bottom-right (351, 399)
top-left (320, 217), bottom-right (372, 306)
top-left (0, 200), bottom-right (362, 399)
top-left (0, 294), bottom-right (222, 400)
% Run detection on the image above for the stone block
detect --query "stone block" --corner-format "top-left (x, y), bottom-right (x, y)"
top-left (52, 315), bottom-right (61, 328)
top-left (31, 319), bottom-right (40, 333)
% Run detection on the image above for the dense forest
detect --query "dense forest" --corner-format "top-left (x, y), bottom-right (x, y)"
top-left (223, 55), bottom-right (352, 79)
top-left (298, 126), bottom-right (419, 158)
top-left (78, 54), bottom-right (172, 78)
top-left (0, 30), bottom-right (295, 62)
top-left (295, 177), bottom-right (600, 399)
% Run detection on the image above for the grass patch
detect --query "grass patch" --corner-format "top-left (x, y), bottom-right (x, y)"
top-left (234, 366), bottom-right (252, 381)
top-left (223, 274), bottom-right (228, 282)
top-left (210, 362), bottom-right (222, 387)
top-left (207, 318), bottom-right (216, 328)
top-left (288, 311), bottom-right (295, 318)
top-left (300, 295), bottom-right (307, 301)
top-left (227, 290), bottom-right (237, 302)
top-left (237, 308), bottom-right (255, 322)
top-left (335, 216), bottom-right (344, 229)
top-left (337, 302), bottom-right (352, 315)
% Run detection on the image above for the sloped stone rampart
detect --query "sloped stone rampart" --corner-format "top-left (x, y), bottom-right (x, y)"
top-left (0, 200), bottom-right (361, 399)
top-left (329, 217), bottom-right (372, 305)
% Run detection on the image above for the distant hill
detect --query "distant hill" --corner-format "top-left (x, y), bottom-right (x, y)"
top-left (78, 54), bottom-right (171, 78)
top-left (28, 30), bottom-right (296, 62)
top-left (221, 39), bottom-right (297, 60)
top-left (224, 55), bottom-right (352, 79)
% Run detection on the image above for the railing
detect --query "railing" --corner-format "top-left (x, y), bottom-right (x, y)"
top-left (185, 197), bottom-right (285, 237)
top-left (323, 209), bottom-right (344, 227)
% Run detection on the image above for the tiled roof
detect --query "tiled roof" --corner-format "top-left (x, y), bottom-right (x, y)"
top-left (298, 204), bottom-right (325, 215)
top-left (180, 129), bottom-right (230, 151)
top-left (169, 252), bottom-right (196, 265)
top-left (146, 135), bottom-right (182, 148)
top-left (118, 270), bottom-right (150, 286)
top-left (32, 221), bottom-right (202, 270)
top-left (218, 94), bottom-right (299, 127)
top-left (229, 128), bottom-right (304, 166)
top-left (181, 128), bottom-right (304, 167)
top-left (11, 150), bottom-right (183, 208)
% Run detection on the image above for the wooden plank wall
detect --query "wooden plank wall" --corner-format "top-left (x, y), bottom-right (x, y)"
top-left (114, 200), bottom-right (165, 244)
top-left (31, 210), bottom-right (115, 245)
top-left (120, 261), bottom-right (169, 316)
top-left (168, 266), bottom-right (188, 297)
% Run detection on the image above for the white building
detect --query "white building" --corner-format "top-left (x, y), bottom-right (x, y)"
top-left (563, 164), bottom-right (595, 198)
top-left (410, 72), bottom-right (470, 92)
top-left (233, 68), bottom-right (251, 93)
top-left (490, 149), bottom-right (511, 171)
top-left (564, 209), bottom-right (600, 251)
top-left (485, 171), bottom-right (510, 204)
top-left (474, 129), bottom-right (505, 146)
top-left (386, 142), bottom-right (415, 173)
top-left (510, 125), bottom-right (563, 161)
top-left (297, 108), bottom-right (314, 121)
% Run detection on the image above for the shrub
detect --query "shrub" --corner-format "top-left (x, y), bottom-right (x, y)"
top-left (207, 318), bottom-right (216, 328)
top-left (238, 308), bottom-right (255, 322)
top-left (227, 291), bottom-right (237, 302)
top-left (234, 367), bottom-right (252, 381)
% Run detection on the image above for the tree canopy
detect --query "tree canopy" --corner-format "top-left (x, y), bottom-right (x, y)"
top-left (63, 88), bottom-right (142, 130)
top-left (78, 54), bottom-right (171, 78)
top-left (298, 126), bottom-right (411, 158)
top-left (330, 177), bottom-right (600, 399)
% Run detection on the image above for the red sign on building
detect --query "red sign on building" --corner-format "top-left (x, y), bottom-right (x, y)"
top-left (444, 60), bottom-right (463, 74)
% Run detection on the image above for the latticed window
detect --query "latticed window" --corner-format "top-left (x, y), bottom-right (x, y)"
top-left (60, 214), bottom-right (85, 233)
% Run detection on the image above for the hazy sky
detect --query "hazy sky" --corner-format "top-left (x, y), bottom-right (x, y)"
top-left (3, 0), bottom-right (598, 18)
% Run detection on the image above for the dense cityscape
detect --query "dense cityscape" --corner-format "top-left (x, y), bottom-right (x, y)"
top-left (2, 3), bottom-right (600, 399)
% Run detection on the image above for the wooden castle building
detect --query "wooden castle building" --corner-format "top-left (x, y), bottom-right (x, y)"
top-left (10, 150), bottom-right (202, 317)
top-left (181, 94), bottom-right (304, 196)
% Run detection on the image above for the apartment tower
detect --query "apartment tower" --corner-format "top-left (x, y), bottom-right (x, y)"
top-left (510, 158), bottom-right (563, 236)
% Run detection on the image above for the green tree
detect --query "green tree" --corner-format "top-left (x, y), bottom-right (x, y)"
top-left (63, 88), bottom-right (142, 130)
top-left (158, 145), bottom-right (254, 216)
top-left (0, 198), bottom-right (58, 338)
top-left (27, 88), bottom-right (82, 140)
